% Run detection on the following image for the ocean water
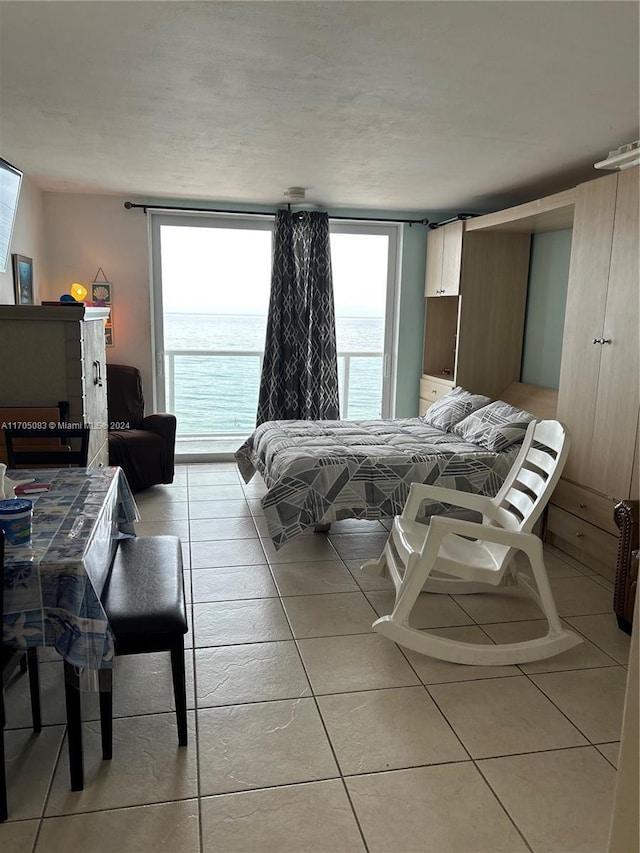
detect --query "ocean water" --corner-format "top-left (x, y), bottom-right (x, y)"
top-left (163, 313), bottom-right (384, 435)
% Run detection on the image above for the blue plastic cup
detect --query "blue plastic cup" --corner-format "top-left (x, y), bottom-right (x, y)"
top-left (0, 498), bottom-right (33, 545)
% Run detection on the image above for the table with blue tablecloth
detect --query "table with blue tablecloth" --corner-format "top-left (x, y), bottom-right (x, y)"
top-left (2, 467), bottom-right (139, 672)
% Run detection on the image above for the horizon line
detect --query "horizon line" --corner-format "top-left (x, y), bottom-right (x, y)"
top-left (164, 310), bottom-right (385, 318)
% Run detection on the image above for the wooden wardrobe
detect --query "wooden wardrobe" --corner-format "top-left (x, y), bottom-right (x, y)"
top-left (549, 166), bottom-right (639, 577)
top-left (420, 167), bottom-right (639, 579)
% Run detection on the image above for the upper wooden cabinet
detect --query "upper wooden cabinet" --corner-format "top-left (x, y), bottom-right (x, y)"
top-left (424, 220), bottom-right (464, 296)
top-left (0, 304), bottom-right (110, 467)
top-left (421, 226), bottom-right (531, 407)
top-left (420, 187), bottom-right (577, 414)
top-left (557, 166), bottom-right (639, 499)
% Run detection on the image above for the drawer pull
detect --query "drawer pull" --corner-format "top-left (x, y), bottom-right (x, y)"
top-left (576, 532), bottom-right (584, 539)
top-left (579, 503), bottom-right (587, 510)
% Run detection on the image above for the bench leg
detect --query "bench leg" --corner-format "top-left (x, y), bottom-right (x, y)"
top-left (170, 642), bottom-right (188, 747)
top-left (27, 649), bottom-right (41, 733)
top-left (99, 669), bottom-right (113, 761)
top-left (63, 662), bottom-right (84, 791)
top-left (1, 696), bottom-right (7, 822)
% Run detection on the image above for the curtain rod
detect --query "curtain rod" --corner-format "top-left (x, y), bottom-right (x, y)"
top-left (428, 213), bottom-right (478, 230)
top-left (123, 201), bottom-right (429, 226)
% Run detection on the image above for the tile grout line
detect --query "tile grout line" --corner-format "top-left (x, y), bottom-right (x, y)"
top-left (184, 466), bottom-right (205, 853)
top-left (271, 572), bottom-right (372, 853)
top-left (28, 722), bottom-right (66, 852)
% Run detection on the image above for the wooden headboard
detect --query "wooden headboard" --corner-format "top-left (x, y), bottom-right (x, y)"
top-left (499, 382), bottom-right (558, 420)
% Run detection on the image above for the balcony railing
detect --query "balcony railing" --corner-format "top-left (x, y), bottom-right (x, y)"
top-left (164, 348), bottom-right (383, 437)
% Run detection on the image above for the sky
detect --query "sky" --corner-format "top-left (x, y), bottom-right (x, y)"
top-left (159, 224), bottom-right (388, 317)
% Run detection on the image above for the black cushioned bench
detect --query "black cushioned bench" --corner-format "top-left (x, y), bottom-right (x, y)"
top-left (63, 535), bottom-right (188, 789)
top-left (100, 535), bottom-right (188, 755)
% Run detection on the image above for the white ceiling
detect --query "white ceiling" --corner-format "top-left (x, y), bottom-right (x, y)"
top-left (0, 1), bottom-right (638, 213)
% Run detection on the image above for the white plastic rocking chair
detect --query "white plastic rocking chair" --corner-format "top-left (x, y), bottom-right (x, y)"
top-left (361, 419), bottom-right (583, 665)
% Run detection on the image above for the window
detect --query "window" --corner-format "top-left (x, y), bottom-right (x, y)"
top-left (150, 213), bottom-right (400, 457)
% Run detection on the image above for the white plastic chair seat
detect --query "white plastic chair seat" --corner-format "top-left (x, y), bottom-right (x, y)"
top-left (393, 516), bottom-right (509, 580)
top-left (362, 419), bottom-right (583, 665)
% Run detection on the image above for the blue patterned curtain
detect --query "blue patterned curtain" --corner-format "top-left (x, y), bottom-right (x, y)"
top-left (257, 210), bottom-right (340, 425)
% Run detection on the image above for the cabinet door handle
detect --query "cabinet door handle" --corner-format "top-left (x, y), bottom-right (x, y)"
top-left (579, 503), bottom-right (587, 509)
top-left (592, 338), bottom-right (601, 344)
top-left (576, 532), bottom-right (584, 539)
top-left (93, 360), bottom-right (103, 387)
top-left (601, 338), bottom-right (612, 345)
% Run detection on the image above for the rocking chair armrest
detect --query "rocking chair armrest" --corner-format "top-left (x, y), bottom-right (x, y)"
top-left (427, 515), bottom-right (543, 560)
top-left (403, 483), bottom-right (493, 521)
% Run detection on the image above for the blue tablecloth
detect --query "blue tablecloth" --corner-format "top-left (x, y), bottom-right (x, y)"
top-left (2, 467), bottom-right (138, 671)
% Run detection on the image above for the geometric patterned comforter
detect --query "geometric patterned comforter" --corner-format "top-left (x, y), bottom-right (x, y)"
top-left (235, 418), bottom-right (520, 549)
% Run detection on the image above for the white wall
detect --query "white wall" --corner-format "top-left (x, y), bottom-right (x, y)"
top-left (42, 193), bottom-right (154, 401)
top-left (0, 175), bottom-right (45, 304)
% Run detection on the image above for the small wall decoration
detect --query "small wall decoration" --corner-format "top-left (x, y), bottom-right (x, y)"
top-left (12, 254), bottom-right (34, 304)
top-left (91, 281), bottom-right (111, 305)
top-left (91, 267), bottom-right (114, 346)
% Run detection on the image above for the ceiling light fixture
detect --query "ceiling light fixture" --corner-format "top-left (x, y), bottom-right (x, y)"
top-left (283, 186), bottom-right (306, 202)
top-left (594, 140), bottom-right (640, 171)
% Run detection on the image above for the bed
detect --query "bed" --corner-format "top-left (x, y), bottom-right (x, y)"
top-left (235, 382), bottom-right (558, 549)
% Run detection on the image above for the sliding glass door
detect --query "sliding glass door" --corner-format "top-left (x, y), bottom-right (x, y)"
top-left (150, 212), bottom-right (400, 458)
top-left (330, 223), bottom-right (399, 420)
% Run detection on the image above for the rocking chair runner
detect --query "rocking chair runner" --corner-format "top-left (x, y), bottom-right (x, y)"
top-left (362, 419), bottom-right (583, 666)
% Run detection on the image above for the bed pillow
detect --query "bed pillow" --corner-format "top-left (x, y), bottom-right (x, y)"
top-left (452, 400), bottom-right (535, 451)
top-left (422, 386), bottom-right (492, 431)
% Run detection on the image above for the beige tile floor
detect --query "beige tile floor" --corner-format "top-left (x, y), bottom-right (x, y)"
top-left (1, 463), bottom-right (632, 853)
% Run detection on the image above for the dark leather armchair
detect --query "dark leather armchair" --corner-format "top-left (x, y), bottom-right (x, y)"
top-left (613, 500), bottom-right (638, 635)
top-left (106, 364), bottom-right (176, 492)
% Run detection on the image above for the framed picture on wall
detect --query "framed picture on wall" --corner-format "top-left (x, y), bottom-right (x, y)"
top-left (12, 254), bottom-right (33, 304)
top-left (91, 281), bottom-right (111, 306)
top-left (92, 276), bottom-right (114, 346)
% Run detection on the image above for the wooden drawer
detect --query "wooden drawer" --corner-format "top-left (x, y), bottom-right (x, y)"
top-left (418, 397), bottom-right (430, 417)
top-left (546, 505), bottom-right (617, 578)
top-left (551, 480), bottom-right (618, 536)
top-left (420, 376), bottom-right (453, 403)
